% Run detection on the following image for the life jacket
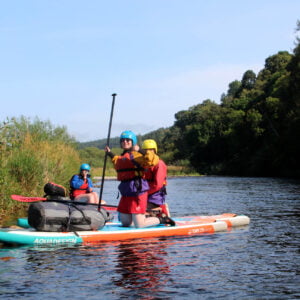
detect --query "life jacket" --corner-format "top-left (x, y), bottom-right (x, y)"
top-left (114, 152), bottom-right (145, 181)
top-left (144, 159), bottom-right (167, 205)
top-left (114, 152), bottom-right (149, 196)
top-left (69, 175), bottom-right (90, 199)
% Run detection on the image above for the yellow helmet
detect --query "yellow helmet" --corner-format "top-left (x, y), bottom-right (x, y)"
top-left (142, 139), bottom-right (158, 153)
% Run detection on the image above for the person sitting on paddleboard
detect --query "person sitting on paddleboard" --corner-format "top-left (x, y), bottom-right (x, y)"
top-left (70, 163), bottom-right (105, 204)
top-left (141, 139), bottom-right (170, 217)
top-left (105, 130), bottom-right (175, 228)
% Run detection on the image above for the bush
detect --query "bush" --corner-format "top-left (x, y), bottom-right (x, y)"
top-left (0, 117), bottom-right (81, 223)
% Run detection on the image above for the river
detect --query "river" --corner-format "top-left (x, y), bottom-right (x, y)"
top-left (0, 176), bottom-right (299, 299)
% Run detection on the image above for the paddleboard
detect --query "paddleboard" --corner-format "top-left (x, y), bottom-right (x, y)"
top-left (0, 214), bottom-right (250, 246)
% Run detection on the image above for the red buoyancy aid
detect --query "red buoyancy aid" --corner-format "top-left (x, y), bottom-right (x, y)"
top-left (72, 181), bottom-right (89, 198)
top-left (69, 174), bottom-right (92, 199)
top-left (144, 159), bottom-right (167, 195)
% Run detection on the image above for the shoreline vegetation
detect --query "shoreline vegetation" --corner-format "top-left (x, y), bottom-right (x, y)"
top-left (92, 165), bottom-right (201, 179)
top-left (0, 117), bottom-right (82, 227)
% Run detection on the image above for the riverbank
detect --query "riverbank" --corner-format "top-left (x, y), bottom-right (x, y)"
top-left (92, 174), bottom-right (202, 186)
top-left (92, 165), bottom-right (200, 179)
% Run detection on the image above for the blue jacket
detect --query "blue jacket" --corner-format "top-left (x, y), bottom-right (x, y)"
top-left (70, 174), bottom-right (93, 190)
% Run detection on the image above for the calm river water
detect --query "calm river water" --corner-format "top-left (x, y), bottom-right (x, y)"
top-left (0, 176), bottom-right (299, 299)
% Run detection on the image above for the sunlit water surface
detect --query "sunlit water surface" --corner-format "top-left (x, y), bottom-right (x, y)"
top-left (1, 177), bottom-right (299, 299)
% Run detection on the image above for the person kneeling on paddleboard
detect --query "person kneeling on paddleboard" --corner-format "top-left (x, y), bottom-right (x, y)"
top-left (142, 139), bottom-right (170, 217)
top-left (105, 130), bottom-right (175, 228)
top-left (70, 163), bottom-right (106, 204)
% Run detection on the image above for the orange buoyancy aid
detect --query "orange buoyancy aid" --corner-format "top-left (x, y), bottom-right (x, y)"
top-left (112, 150), bottom-right (159, 181)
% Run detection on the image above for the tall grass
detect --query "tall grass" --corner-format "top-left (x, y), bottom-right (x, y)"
top-left (0, 117), bottom-right (81, 224)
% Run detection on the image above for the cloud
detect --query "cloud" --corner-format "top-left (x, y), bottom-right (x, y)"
top-left (149, 63), bottom-right (263, 102)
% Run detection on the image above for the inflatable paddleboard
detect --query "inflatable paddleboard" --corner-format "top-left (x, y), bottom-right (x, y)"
top-left (0, 214), bottom-right (250, 246)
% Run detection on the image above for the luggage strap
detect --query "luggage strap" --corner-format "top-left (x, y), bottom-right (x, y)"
top-left (65, 203), bottom-right (91, 231)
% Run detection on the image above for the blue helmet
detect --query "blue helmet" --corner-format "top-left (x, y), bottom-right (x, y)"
top-left (120, 130), bottom-right (137, 146)
top-left (79, 163), bottom-right (91, 172)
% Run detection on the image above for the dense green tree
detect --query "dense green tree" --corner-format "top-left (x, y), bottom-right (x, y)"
top-left (241, 70), bottom-right (256, 90)
top-left (221, 80), bottom-right (242, 107)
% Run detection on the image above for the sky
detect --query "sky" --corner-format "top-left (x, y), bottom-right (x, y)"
top-left (1, 1), bottom-right (299, 142)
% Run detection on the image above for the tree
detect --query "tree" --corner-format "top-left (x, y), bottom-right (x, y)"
top-left (221, 80), bottom-right (242, 107)
top-left (241, 70), bottom-right (256, 90)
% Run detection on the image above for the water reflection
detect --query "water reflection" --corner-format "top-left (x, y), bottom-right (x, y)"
top-left (113, 238), bottom-right (170, 292)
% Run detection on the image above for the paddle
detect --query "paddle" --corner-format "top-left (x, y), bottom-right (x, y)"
top-left (11, 195), bottom-right (118, 211)
top-left (98, 93), bottom-right (116, 211)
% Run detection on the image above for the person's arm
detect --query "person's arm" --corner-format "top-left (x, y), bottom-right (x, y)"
top-left (105, 146), bottom-right (115, 158)
top-left (87, 177), bottom-right (93, 192)
top-left (70, 175), bottom-right (85, 189)
top-left (104, 145), bottom-right (120, 168)
top-left (131, 145), bottom-right (159, 167)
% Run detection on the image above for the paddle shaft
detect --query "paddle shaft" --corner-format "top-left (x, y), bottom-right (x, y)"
top-left (98, 93), bottom-right (116, 211)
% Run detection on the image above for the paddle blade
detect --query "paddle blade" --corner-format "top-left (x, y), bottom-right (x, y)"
top-left (11, 195), bottom-right (47, 202)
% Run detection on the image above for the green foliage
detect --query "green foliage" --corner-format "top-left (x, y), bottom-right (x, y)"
top-left (0, 117), bottom-right (81, 219)
top-left (78, 146), bottom-right (122, 170)
top-left (79, 147), bottom-right (104, 167)
top-left (264, 51), bottom-right (292, 74)
top-left (77, 137), bottom-right (120, 149)
top-left (8, 150), bottom-right (44, 193)
top-left (241, 70), bottom-right (256, 90)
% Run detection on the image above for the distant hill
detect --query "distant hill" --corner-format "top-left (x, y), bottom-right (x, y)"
top-left (77, 136), bottom-right (120, 149)
top-left (77, 127), bottom-right (169, 150)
